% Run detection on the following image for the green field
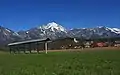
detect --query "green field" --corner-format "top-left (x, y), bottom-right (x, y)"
top-left (0, 50), bottom-right (120, 75)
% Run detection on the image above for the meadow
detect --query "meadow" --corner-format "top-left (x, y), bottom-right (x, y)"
top-left (0, 49), bottom-right (120, 75)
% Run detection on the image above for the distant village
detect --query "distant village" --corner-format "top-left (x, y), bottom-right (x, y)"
top-left (48, 37), bottom-right (120, 49)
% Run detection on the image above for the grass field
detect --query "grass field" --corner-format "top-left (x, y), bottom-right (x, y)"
top-left (0, 49), bottom-right (120, 75)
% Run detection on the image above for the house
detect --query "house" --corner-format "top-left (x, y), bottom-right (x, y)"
top-left (84, 42), bottom-right (92, 48)
top-left (93, 42), bottom-right (107, 47)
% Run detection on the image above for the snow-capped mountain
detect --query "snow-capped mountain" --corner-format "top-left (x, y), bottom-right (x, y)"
top-left (68, 26), bottom-right (120, 39)
top-left (39, 22), bottom-right (67, 33)
top-left (18, 22), bottom-right (68, 40)
top-left (0, 22), bottom-right (120, 46)
top-left (0, 26), bottom-right (21, 46)
top-left (18, 23), bottom-right (120, 40)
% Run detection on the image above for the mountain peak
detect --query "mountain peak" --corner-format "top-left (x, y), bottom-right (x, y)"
top-left (97, 26), bottom-right (106, 28)
top-left (0, 25), bottom-right (5, 29)
top-left (39, 22), bottom-right (67, 32)
top-left (47, 22), bottom-right (60, 27)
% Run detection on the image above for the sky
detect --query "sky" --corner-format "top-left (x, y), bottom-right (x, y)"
top-left (0, 0), bottom-right (120, 31)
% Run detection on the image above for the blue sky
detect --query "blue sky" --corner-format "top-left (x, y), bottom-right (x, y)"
top-left (0, 0), bottom-right (120, 31)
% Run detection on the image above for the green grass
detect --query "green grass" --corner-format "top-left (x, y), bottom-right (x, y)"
top-left (0, 50), bottom-right (120, 75)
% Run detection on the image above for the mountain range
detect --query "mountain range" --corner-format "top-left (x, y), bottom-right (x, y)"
top-left (0, 22), bottom-right (120, 46)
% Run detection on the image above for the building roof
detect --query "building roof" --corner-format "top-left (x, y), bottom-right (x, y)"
top-left (8, 38), bottom-right (51, 46)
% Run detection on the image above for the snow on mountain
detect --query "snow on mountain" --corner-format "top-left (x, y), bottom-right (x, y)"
top-left (90, 26), bottom-right (120, 34)
top-left (39, 22), bottom-right (67, 33)
top-left (0, 26), bottom-right (18, 36)
top-left (17, 22), bottom-right (68, 40)
top-left (68, 26), bottom-right (120, 39)
top-left (96, 26), bottom-right (120, 34)
top-left (0, 26), bottom-right (22, 45)
top-left (5, 29), bottom-right (11, 32)
top-left (106, 27), bottom-right (120, 34)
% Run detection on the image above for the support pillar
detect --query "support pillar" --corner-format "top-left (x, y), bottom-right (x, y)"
top-left (45, 42), bottom-right (48, 54)
top-left (23, 45), bottom-right (26, 54)
top-left (29, 43), bottom-right (32, 53)
top-left (37, 42), bottom-right (39, 53)
top-left (9, 46), bottom-right (12, 54)
top-left (13, 46), bottom-right (16, 54)
top-left (17, 46), bottom-right (20, 53)
top-left (23, 49), bottom-right (26, 54)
